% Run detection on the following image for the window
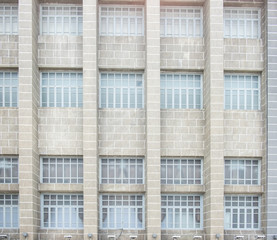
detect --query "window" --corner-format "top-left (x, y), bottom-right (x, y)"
top-left (41, 157), bottom-right (83, 184)
top-left (0, 5), bottom-right (18, 35)
top-left (224, 74), bottom-right (260, 110)
top-left (0, 157), bottom-right (18, 184)
top-left (224, 195), bottom-right (260, 229)
top-left (0, 72), bottom-right (18, 107)
top-left (41, 72), bottom-right (83, 107)
top-left (161, 195), bottom-right (202, 229)
top-left (41, 194), bottom-right (83, 229)
top-left (161, 158), bottom-right (202, 184)
top-left (99, 6), bottom-right (144, 36)
top-left (100, 73), bottom-right (144, 109)
top-left (225, 159), bottom-right (260, 185)
top-left (100, 158), bottom-right (144, 184)
top-left (0, 194), bottom-right (19, 228)
top-left (224, 8), bottom-right (260, 38)
top-left (40, 5), bottom-right (83, 35)
top-left (161, 73), bottom-right (202, 109)
top-left (100, 195), bottom-right (144, 229)
top-left (160, 7), bottom-right (202, 37)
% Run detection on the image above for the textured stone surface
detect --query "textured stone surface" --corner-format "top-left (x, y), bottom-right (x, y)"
top-left (0, 35), bottom-right (18, 67)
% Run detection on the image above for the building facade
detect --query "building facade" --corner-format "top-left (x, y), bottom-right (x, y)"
top-left (0, 0), bottom-right (276, 240)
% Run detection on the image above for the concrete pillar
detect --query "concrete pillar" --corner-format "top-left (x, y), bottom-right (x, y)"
top-left (18, 0), bottom-right (40, 239)
top-left (83, 0), bottom-right (99, 239)
top-left (145, 0), bottom-right (161, 239)
top-left (203, 0), bottom-right (224, 239)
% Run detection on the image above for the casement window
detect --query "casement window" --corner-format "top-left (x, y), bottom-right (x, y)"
top-left (161, 158), bottom-right (202, 185)
top-left (225, 159), bottom-right (260, 185)
top-left (224, 195), bottom-right (260, 229)
top-left (99, 6), bottom-right (144, 36)
top-left (161, 73), bottom-right (202, 109)
top-left (41, 72), bottom-right (83, 107)
top-left (160, 7), bottom-right (203, 37)
top-left (100, 158), bottom-right (144, 184)
top-left (99, 73), bottom-right (144, 109)
top-left (224, 74), bottom-right (260, 110)
top-left (41, 157), bottom-right (83, 184)
top-left (0, 5), bottom-right (18, 35)
top-left (224, 8), bottom-right (260, 38)
top-left (0, 194), bottom-right (19, 228)
top-left (161, 195), bottom-right (202, 229)
top-left (41, 194), bottom-right (83, 229)
top-left (0, 72), bottom-right (18, 107)
top-left (40, 5), bottom-right (83, 35)
top-left (0, 157), bottom-right (18, 184)
top-left (100, 194), bottom-right (144, 229)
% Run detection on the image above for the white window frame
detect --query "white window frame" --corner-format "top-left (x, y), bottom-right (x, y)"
top-left (0, 156), bottom-right (18, 184)
top-left (41, 194), bottom-right (83, 229)
top-left (100, 194), bottom-right (145, 230)
top-left (100, 158), bottom-right (144, 184)
top-left (160, 7), bottom-right (203, 37)
top-left (224, 8), bottom-right (261, 39)
top-left (224, 159), bottom-right (260, 185)
top-left (40, 4), bottom-right (83, 35)
top-left (40, 157), bottom-right (83, 184)
top-left (0, 71), bottom-right (18, 107)
top-left (40, 72), bottom-right (83, 107)
top-left (99, 72), bottom-right (144, 109)
top-left (224, 195), bottom-right (260, 230)
top-left (0, 4), bottom-right (18, 35)
top-left (99, 5), bottom-right (144, 36)
top-left (161, 195), bottom-right (203, 229)
top-left (161, 158), bottom-right (203, 185)
top-left (224, 74), bottom-right (260, 110)
top-left (161, 73), bottom-right (203, 109)
top-left (0, 194), bottom-right (19, 228)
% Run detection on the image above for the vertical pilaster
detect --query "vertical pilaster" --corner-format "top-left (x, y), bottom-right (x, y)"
top-left (83, 0), bottom-right (98, 238)
top-left (266, 0), bottom-right (277, 239)
top-left (203, 0), bottom-right (224, 239)
top-left (18, 0), bottom-right (40, 239)
top-left (145, 0), bottom-right (161, 239)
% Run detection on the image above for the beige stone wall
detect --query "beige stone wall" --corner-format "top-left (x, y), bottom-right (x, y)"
top-left (161, 38), bottom-right (204, 70)
top-left (0, 109), bottom-right (18, 155)
top-left (38, 36), bottom-right (83, 68)
top-left (38, 230), bottom-right (84, 240)
top-left (38, 108), bottom-right (83, 155)
top-left (98, 230), bottom-right (147, 240)
top-left (161, 230), bottom-right (205, 240)
top-left (224, 111), bottom-right (264, 157)
top-left (161, 110), bottom-right (204, 157)
top-left (0, 35), bottom-right (18, 67)
top-left (224, 39), bottom-right (264, 70)
top-left (98, 109), bottom-right (145, 156)
top-left (98, 36), bottom-right (145, 69)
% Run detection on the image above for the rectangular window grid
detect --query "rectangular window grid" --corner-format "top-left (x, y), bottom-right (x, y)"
top-left (41, 194), bottom-right (83, 229)
top-left (0, 5), bottom-right (18, 35)
top-left (101, 158), bottom-right (144, 184)
top-left (225, 159), bottom-right (260, 185)
top-left (161, 73), bottom-right (202, 109)
top-left (0, 72), bottom-right (18, 107)
top-left (160, 7), bottom-right (202, 37)
top-left (100, 195), bottom-right (144, 229)
top-left (100, 73), bottom-right (144, 109)
top-left (41, 157), bottom-right (83, 184)
top-left (224, 8), bottom-right (260, 38)
top-left (40, 5), bottom-right (83, 35)
top-left (0, 157), bottom-right (18, 184)
top-left (224, 195), bottom-right (260, 229)
top-left (100, 6), bottom-right (144, 36)
top-left (0, 194), bottom-right (19, 228)
top-left (161, 195), bottom-right (202, 229)
top-left (161, 158), bottom-right (202, 185)
top-left (224, 74), bottom-right (260, 110)
top-left (41, 72), bottom-right (83, 107)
